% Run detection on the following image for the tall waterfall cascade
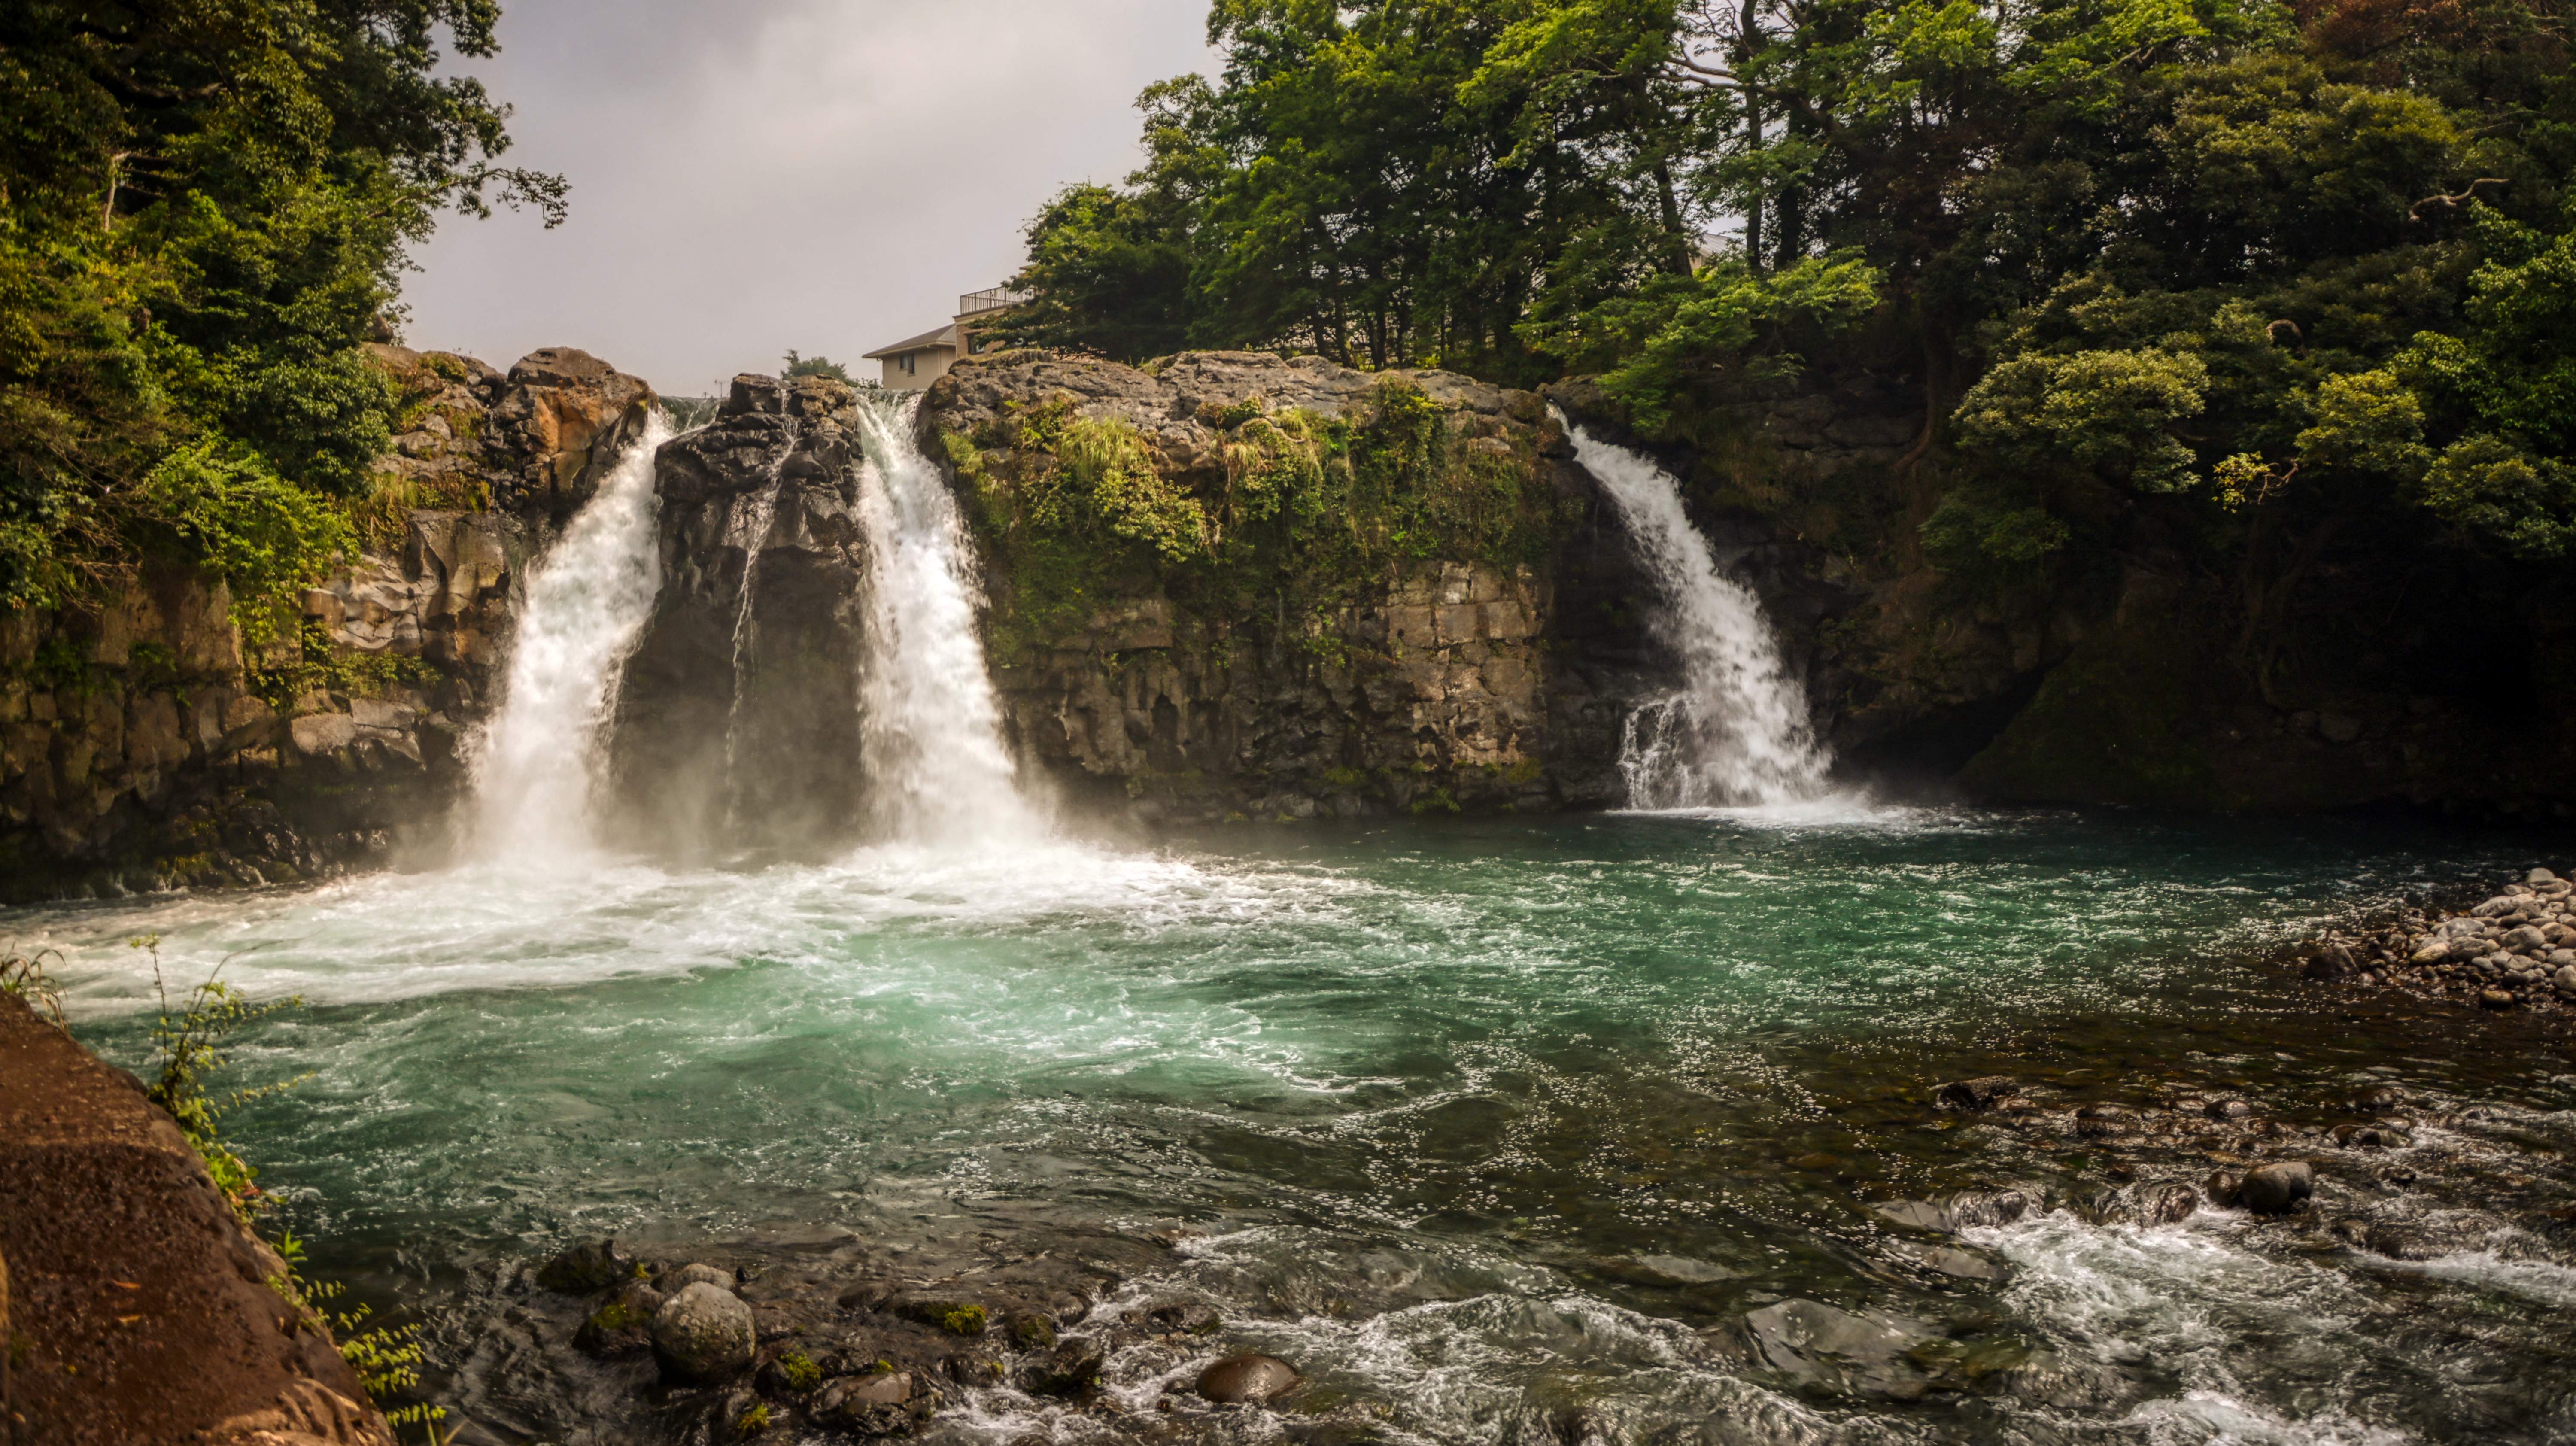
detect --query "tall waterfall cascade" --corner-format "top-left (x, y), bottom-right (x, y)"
top-left (849, 392), bottom-right (1044, 843)
top-left (1558, 411), bottom-right (1831, 808)
top-left (470, 411), bottom-right (673, 857)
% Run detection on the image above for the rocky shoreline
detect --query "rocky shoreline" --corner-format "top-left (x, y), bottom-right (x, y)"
top-left (2287, 866), bottom-right (2576, 1014)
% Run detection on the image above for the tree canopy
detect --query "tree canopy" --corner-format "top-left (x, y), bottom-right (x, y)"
top-left (0, 0), bottom-right (560, 617)
top-left (993, 0), bottom-right (2576, 578)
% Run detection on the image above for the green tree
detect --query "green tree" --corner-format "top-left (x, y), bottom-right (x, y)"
top-left (0, 0), bottom-right (562, 613)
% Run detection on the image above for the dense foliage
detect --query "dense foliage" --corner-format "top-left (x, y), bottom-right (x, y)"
top-left (0, 0), bottom-right (559, 620)
top-left (943, 381), bottom-right (1566, 662)
top-left (994, 0), bottom-right (2576, 584)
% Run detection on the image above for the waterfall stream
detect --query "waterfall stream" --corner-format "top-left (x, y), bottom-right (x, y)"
top-left (468, 412), bottom-right (672, 859)
top-left (1558, 412), bottom-right (1830, 808)
top-left (849, 391), bottom-right (1043, 842)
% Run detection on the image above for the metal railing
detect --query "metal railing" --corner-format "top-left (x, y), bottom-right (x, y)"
top-left (957, 286), bottom-right (1029, 316)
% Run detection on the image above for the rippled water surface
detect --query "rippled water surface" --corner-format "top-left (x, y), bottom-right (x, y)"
top-left (16, 807), bottom-right (2576, 1444)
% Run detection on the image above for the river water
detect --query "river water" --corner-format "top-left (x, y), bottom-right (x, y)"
top-left (12, 408), bottom-right (2574, 1443)
top-left (16, 808), bottom-right (2576, 1444)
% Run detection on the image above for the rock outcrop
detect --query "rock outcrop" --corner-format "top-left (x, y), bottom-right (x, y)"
top-left (0, 346), bottom-right (653, 900)
top-left (607, 373), bottom-right (873, 856)
top-left (920, 350), bottom-right (1662, 821)
top-left (0, 993), bottom-right (397, 1446)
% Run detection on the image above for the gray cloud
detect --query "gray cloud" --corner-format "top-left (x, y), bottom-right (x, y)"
top-left (401, 0), bottom-right (1212, 397)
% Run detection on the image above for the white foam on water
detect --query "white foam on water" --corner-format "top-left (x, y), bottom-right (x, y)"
top-left (2117, 1391), bottom-right (2414, 1446)
top-left (2365, 1248), bottom-right (2576, 1308)
top-left (1968, 1210), bottom-right (2412, 1444)
top-left (16, 837), bottom-right (1371, 1020)
top-left (1556, 411), bottom-right (1829, 809)
top-left (468, 412), bottom-right (672, 863)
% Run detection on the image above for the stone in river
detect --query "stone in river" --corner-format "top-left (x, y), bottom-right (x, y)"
top-left (2206, 1098), bottom-right (2256, 1120)
top-left (2481, 988), bottom-right (2518, 1009)
top-left (1740, 1300), bottom-right (1934, 1400)
top-left (665, 1261), bottom-right (733, 1292)
top-left (2530, 868), bottom-right (2559, 885)
top-left (536, 1236), bottom-right (633, 1294)
top-left (2146, 1184), bottom-right (2199, 1223)
top-left (1198, 1352), bottom-right (1302, 1403)
top-left (1020, 1338), bottom-right (1104, 1397)
top-left (2238, 1161), bottom-right (2314, 1215)
top-left (812, 1372), bottom-right (917, 1435)
top-left (653, 1282), bottom-right (756, 1382)
top-left (1933, 1076), bottom-right (2020, 1112)
top-left (2503, 925), bottom-right (2550, 953)
top-left (1146, 1297), bottom-right (1221, 1334)
top-left (574, 1280), bottom-right (663, 1356)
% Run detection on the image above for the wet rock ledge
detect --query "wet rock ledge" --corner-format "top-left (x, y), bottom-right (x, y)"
top-left (2289, 866), bottom-right (2576, 1013)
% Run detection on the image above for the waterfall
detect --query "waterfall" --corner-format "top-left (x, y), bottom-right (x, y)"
top-left (848, 391), bottom-right (1043, 842)
top-left (1557, 411), bottom-right (1830, 808)
top-left (470, 411), bottom-right (673, 857)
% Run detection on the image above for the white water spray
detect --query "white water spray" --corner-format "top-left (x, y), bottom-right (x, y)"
top-left (848, 392), bottom-right (1043, 843)
top-left (470, 412), bottom-right (673, 859)
top-left (1557, 412), bottom-right (1829, 808)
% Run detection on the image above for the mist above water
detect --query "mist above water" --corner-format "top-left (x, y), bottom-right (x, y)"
top-left (1559, 414), bottom-right (1830, 809)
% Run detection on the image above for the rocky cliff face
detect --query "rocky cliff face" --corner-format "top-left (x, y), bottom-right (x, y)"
top-left (608, 373), bottom-right (873, 856)
top-left (920, 351), bottom-right (1663, 821)
top-left (0, 346), bottom-right (654, 901)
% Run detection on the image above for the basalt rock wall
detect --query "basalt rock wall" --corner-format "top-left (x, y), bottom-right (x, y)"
top-left (919, 351), bottom-right (1668, 822)
top-left (0, 346), bottom-right (654, 901)
top-left (606, 373), bottom-right (873, 857)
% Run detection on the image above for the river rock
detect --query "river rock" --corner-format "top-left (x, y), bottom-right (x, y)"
top-left (1146, 1297), bottom-right (1221, 1334)
top-left (811, 1372), bottom-right (917, 1436)
top-left (1198, 1352), bottom-right (1302, 1403)
top-left (652, 1281), bottom-right (756, 1382)
top-left (1933, 1076), bottom-right (2020, 1112)
top-left (1020, 1338), bottom-right (1104, 1397)
top-left (537, 1236), bottom-right (633, 1293)
top-left (2239, 1161), bottom-right (2314, 1215)
top-left (574, 1280), bottom-right (664, 1355)
top-left (1739, 1300), bottom-right (1933, 1400)
top-left (665, 1261), bottom-right (733, 1292)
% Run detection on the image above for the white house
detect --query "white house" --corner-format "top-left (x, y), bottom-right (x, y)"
top-left (864, 286), bottom-right (1026, 390)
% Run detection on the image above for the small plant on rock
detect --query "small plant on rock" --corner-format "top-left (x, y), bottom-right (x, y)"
top-left (734, 1403), bottom-right (773, 1436)
top-left (776, 1349), bottom-right (823, 1390)
top-left (0, 945), bottom-right (67, 1028)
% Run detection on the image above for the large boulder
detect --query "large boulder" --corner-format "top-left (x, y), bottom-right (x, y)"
top-left (651, 1282), bottom-right (755, 1382)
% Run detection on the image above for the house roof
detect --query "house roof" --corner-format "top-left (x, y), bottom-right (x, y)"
top-left (863, 322), bottom-right (959, 360)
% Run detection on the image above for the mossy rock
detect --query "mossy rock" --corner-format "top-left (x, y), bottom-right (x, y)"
top-left (895, 1297), bottom-right (987, 1336)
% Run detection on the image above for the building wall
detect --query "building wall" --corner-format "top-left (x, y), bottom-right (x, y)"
top-left (880, 345), bottom-right (957, 391)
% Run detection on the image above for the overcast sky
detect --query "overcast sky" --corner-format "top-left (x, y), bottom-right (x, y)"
top-left (401, 0), bottom-right (1214, 398)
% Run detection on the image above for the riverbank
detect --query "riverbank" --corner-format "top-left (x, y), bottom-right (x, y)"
top-left (0, 992), bottom-right (395, 1446)
top-left (2282, 866), bottom-right (2576, 1014)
